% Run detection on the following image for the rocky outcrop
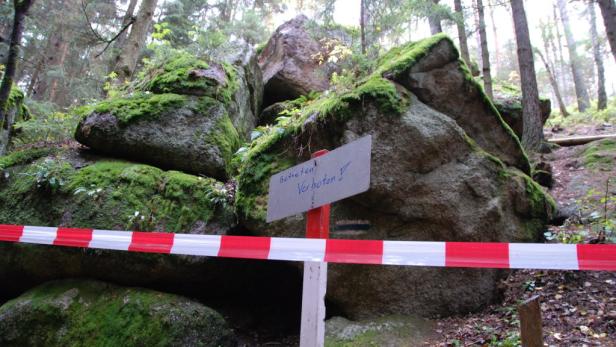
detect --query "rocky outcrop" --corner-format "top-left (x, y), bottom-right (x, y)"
top-left (0, 280), bottom-right (235, 346)
top-left (75, 51), bottom-right (262, 179)
top-left (375, 34), bottom-right (530, 173)
top-left (258, 15), bottom-right (331, 106)
top-left (235, 36), bottom-right (554, 319)
top-left (75, 94), bottom-right (240, 180)
top-left (493, 86), bottom-right (551, 139)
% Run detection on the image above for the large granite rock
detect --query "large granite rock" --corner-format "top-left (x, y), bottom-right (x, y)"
top-left (0, 279), bottom-right (235, 347)
top-left (75, 51), bottom-right (262, 180)
top-left (258, 15), bottom-right (331, 106)
top-left (375, 34), bottom-right (530, 173)
top-left (235, 36), bottom-right (554, 319)
top-left (0, 148), bottom-right (303, 331)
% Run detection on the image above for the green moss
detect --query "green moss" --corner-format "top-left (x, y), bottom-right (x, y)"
top-left (0, 147), bottom-right (54, 170)
top-left (581, 139), bottom-right (616, 170)
top-left (6, 84), bottom-right (30, 122)
top-left (142, 51), bottom-right (239, 105)
top-left (0, 280), bottom-right (234, 347)
top-left (0, 156), bottom-right (232, 232)
top-left (209, 114), bottom-right (241, 175)
top-left (88, 93), bottom-right (187, 126)
top-left (373, 33), bottom-right (452, 78)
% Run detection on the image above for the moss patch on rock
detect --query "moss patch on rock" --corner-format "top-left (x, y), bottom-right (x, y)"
top-left (6, 84), bottom-right (30, 122)
top-left (581, 139), bottom-right (616, 170)
top-left (138, 50), bottom-right (239, 105)
top-left (84, 93), bottom-right (187, 126)
top-left (0, 279), bottom-right (235, 347)
top-left (0, 147), bottom-right (54, 171)
top-left (0, 153), bottom-right (234, 232)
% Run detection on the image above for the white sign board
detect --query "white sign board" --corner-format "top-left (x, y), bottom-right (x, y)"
top-left (266, 135), bottom-right (371, 222)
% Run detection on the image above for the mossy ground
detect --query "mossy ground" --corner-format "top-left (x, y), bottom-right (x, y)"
top-left (0, 279), bottom-right (234, 347)
top-left (0, 153), bottom-right (232, 232)
top-left (0, 147), bottom-right (54, 170)
top-left (580, 139), bottom-right (616, 170)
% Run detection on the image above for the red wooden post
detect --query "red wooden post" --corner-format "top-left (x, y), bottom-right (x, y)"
top-left (306, 150), bottom-right (330, 239)
top-left (300, 149), bottom-right (330, 347)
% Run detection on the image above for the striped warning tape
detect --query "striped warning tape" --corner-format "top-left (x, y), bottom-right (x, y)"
top-left (1, 224), bottom-right (615, 271)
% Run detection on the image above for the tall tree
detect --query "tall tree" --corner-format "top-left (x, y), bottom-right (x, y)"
top-left (536, 49), bottom-right (569, 117)
top-left (552, 4), bottom-right (568, 103)
top-left (557, 0), bottom-right (591, 112)
top-left (589, 0), bottom-right (607, 110)
top-left (112, 0), bottom-right (159, 81)
top-left (538, 19), bottom-right (569, 117)
top-left (597, 0), bottom-right (616, 63)
top-left (475, 0), bottom-right (492, 98)
top-left (454, 0), bottom-right (471, 66)
top-left (428, 0), bottom-right (443, 34)
top-left (510, 0), bottom-right (543, 151)
top-left (360, 0), bottom-right (367, 54)
top-left (107, 0), bottom-right (139, 74)
top-left (487, 0), bottom-right (500, 76)
top-left (0, 0), bottom-right (35, 156)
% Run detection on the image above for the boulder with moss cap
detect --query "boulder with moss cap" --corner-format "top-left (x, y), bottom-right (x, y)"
top-left (0, 279), bottom-right (236, 347)
top-left (235, 34), bottom-right (555, 319)
top-left (75, 50), bottom-right (261, 180)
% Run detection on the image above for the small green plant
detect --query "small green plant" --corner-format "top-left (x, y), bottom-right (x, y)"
top-left (20, 158), bottom-right (70, 193)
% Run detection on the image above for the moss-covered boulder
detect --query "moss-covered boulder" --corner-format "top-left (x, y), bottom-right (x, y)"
top-left (0, 148), bottom-right (234, 232)
top-left (0, 148), bottom-right (303, 323)
top-left (76, 50), bottom-right (263, 179)
top-left (374, 34), bottom-right (530, 173)
top-left (235, 37), bottom-right (554, 319)
top-left (492, 83), bottom-right (551, 139)
top-left (0, 279), bottom-right (235, 347)
top-left (75, 94), bottom-right (240, 180)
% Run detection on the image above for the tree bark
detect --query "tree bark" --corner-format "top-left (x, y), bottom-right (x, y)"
top-left (108, 0), bottom-right (138, 75)
top-left (510, 0), bottom-right (543, 152)
top-left (428, 0), bottom-right (443, 35)
top-left (476, 0), bottom-right (492, 98)
top-left (589, 1), bottom-right (607, 110)
top-left (360, 0), bottom-right (366, 54)
top-left (548, 134), bottom-right (616, 146)
top-left (597, 0), bottom-right (616, 63)
top-left (557, 0), bottom-right (591, 112)
top-left (112, 0), bottom-right (158, 81)
top-left (0, 0), bottom-right (35, 156)
top-left (487, 0), bottom-right (500, 77)
top-left (454, 0), bottom-right (471, 66)
top-left (536, 49), bottom-right (569, 117)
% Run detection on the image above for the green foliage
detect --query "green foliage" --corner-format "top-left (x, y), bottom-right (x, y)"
top-left (13, 111), bottom-right (81, 146)
top-left (85, 93), bottom-right (187, 126)
top-left (208, 113), bottom-right (242, 175)
top-left (546, 98), bottom-right (616, 127)
top-left (18, 158), bottom-right (74, 194)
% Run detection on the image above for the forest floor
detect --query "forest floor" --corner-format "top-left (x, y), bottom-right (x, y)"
top-left (421, 123), bottom-right (616, 346)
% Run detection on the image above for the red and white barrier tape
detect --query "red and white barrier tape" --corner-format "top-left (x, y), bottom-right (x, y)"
top-left (1, 224), bottom-right (615, 271)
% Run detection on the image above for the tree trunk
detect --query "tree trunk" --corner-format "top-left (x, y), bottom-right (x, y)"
top-left (0, 0), bottom-right (35, 156)
top-left (597, 0), bottom-right (616, 63)
top-left (551, 5), bottom-right (570, 106)
top-left (476, 0), bottom-right (492, 99)
top-left (557, 0), bottom-right (591, 112)
top-left (487, 0), bottom-right (500, 77)
top-left (428, 0), bottom-right (443, 35)
top-left (454, 0), bottom-right (471, 66)
top-left (536, 49), bottom-right (569, 117)
top-left (360, 0), bottom-right (366, 54)
top-left (107, 0), bottom-right (138, 75)
top-left (590, 1), bottom-right (607, 110)
top-left (112, 0), bottom-right (158, 81)
top-left (510, 0), bottom-right (543, 152)
top-left (32, 29), bottom-right (69, 101)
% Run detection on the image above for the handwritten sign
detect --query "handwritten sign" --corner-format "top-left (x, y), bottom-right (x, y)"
top-left (266, 135), bottom-right (371, 222)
